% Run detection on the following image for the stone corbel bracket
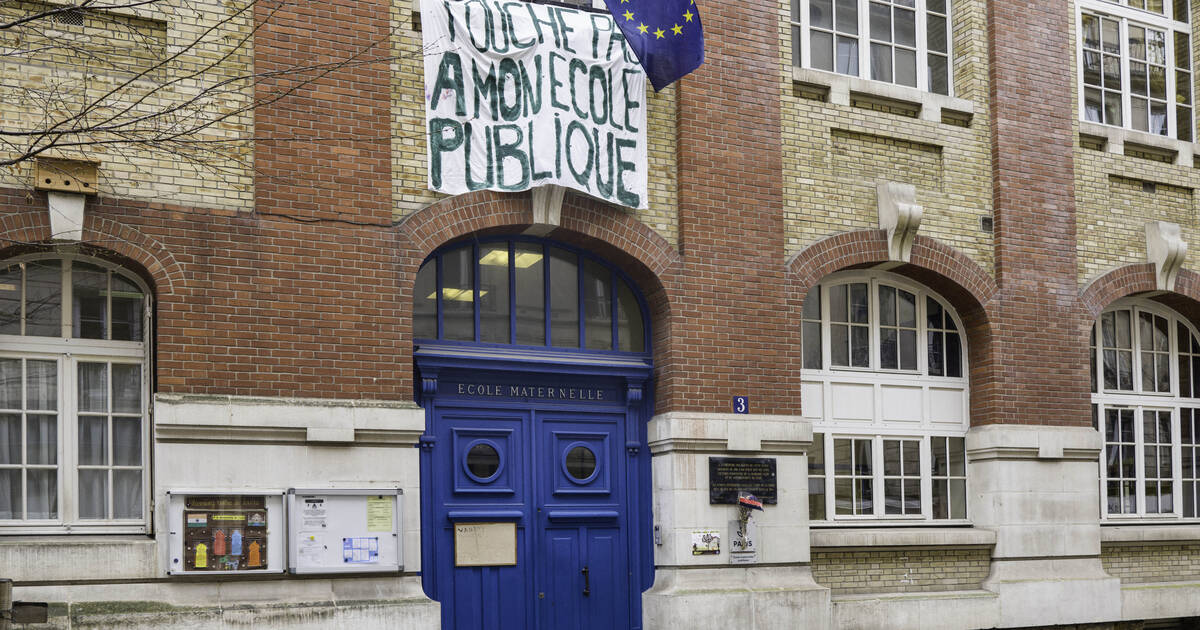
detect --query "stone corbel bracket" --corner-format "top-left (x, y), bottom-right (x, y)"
top-left (527, 184), bottom-right (566, 236)
top-left (1146, 220), bottom-right (1187, 291)
top-left (877, 181), bottom-right (923, 263)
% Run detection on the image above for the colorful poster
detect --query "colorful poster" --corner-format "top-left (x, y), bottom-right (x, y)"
top-left (182, 496), bottom-right (268, 572)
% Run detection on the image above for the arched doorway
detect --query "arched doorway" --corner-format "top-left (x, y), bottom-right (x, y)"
top-left (414, 236), bottom-right (654, 630)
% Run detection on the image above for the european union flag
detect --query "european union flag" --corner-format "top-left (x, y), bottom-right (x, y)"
top-left (603, 0), bottom-right (704, 91)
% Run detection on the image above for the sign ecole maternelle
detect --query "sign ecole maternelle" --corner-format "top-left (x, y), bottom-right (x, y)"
top-left (422, 0), bottom-right (648, 209)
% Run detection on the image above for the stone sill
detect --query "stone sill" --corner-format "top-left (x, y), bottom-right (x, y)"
top-left (1078, 120), bottom-right (1197, 167)
top-left (1101, 523), bottom-right (1200, 543)
top-left (812, 527), bottom-right (995, 549)
top-left (792, 67), bottom-right (975, 125)
top-left (832, 588), bottom-right (997, 603)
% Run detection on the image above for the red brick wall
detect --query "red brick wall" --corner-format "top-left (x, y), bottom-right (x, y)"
top-left (986, 0), bottom-right (1091, 426)
top-left (670, 0), bottom-right (795, 415)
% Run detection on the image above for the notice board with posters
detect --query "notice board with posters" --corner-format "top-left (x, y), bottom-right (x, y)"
top-left (286, 488), bottom-right (402, 574)
top-left (166, 491), bottom-right (286, 575)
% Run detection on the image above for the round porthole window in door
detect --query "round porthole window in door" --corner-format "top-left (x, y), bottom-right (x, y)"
top-left (464, 440), bottom-right (503, 483)
top-left (563, 444), bottom-right (598, 484)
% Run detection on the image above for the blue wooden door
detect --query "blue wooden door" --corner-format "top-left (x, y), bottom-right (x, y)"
top-left (430, 405), bottom-right (633, 630)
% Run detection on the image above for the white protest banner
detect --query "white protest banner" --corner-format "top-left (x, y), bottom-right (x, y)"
top-left (422, 0), bottom-right (648, 209)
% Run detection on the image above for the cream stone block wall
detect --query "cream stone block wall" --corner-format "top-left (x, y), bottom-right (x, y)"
top-left (0, 0), bottom-right (254, 210)
top-left (390, 3), bottom-right (679, 246)
top-left (779, 0), bottom-right (993, 272)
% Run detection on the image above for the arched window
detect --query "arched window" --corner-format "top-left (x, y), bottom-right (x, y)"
top-left (1091, 299), bottom-right (1200, 520)
top-left (801, 271), bottom-right (968, 523)
top-left (413, 238), bottom-right (648, 354)
top-left (0, 255), bottom-right (151, 533)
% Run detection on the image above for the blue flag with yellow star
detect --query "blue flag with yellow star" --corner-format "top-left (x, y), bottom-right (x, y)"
top-left (604, 0), bottom-right (703, 91)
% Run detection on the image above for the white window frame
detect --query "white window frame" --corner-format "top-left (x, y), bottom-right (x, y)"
top-left (1093, 299), bottom-right (1200, 523)
top-left (0, 254), bottom-right (152, 535)
top-left (792, 0), bottom-right (955, 96)
top-left (802, 271), bottom-right (969, 525)
top-left (1076, 0), bottom-right (1193, 140)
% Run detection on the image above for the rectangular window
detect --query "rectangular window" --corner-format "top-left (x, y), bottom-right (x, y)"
top-left (1079, 3), bottom-right (1192, 141)
top-left (829, 283), bottom-right (869, 368)
top-left (795, 0), bottom-right (952, 95)
top-left (833, 437), bottom-right (873, 515)
top-left (1101, 310), bottom-right (1134, 390)
top-left (1184, 408), bottom-right (1200, 517)
top-left (802, 286), bottom-right (823, 370)
top-left (883, 438), bottom-right (921, 514)
top-left (809, 432), bottom-right (826, 520)
top-left (878, 286), bottom-right (917, 370)
top-left (931, 435), bottom-right (966, 519)
top-left (1105, 408), bottom-right (1138, 515)
top-left (817, 433), bottom-right (965, 521)
top-left (0, 358), bottom-right (59, 520)
top-left (1143, 409), bottom-right (1173, 513)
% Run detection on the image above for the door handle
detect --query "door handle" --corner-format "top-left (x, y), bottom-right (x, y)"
top-left (581, 566), bottom-right (590, 597)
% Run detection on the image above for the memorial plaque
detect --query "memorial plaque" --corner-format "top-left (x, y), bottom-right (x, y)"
top-left (708, 457), bottom-right (778, 505)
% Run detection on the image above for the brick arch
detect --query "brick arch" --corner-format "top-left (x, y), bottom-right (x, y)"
top-left (1079, 263), bottom-right (1161, 319)
top-left (787, 230), bottom-right (998, 307)
top-left (397, 190), bottom-right (681, 291)
top-left (0, 203), bottom-right (185, 296)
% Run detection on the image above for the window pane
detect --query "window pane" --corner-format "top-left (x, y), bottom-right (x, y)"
top-left (857, 479), bottom-right (873, 513)
top-left (835, 0), bottom-right (857, 34)
top-left (851, 326), bottom-right (870, 367)
top-left (72, 262), bottom-right (108, 340)
top-left (1118, 351), bottom-right (1133, 390)
top-left (830, 284), bottom-right (848, 322)
top-left (946, 333), bottom-right (962, 377)
top-left (113, 470), bottom-right (142, 519)
top-left (616, 279), bottom-right (644, 353)
top-left (25, 260), bottom-right (61, 337)
top-left (26, 468), bottom-right (56, 519)
top-left (949, 437), bottom-right (965, 475)
top-left (479, 244), bottom-right (511, 344)
top-left (0, 263), bottom-right (20, 335)
top-left (885, 479), bottom-right (902, 514)
top-left (112, 364), bottom-right (141, 414)
top-left (803, 286), bottom-right (821, 320)
top-left (583, 259), bottom-right (612, 351)
top-left (809, 433), bottom-right (825, 521)
top-left (78, 363), bottom-right (107, 413)
top-left (881, 328), bottom-right (898, 369)
top-left (854, 439), bottom-right (872, 474)
top-left (1102, 18), bottom-right (1121, 54)
top-left (894, 8), bottom-right (915, 47)
top-left (831, 324), bottom-right (849, 366)
top-left (879, 286), bottom-right (896, 326)
top-left (811, 0), bottom-right (832, 29)
top-left (929, 54), bottom-right (948, 95)
top-left (932, 479), bottom-right (948, 519)
top-left (514, 243), bottom-right (545, 346)
top-left (899, 329), bottom-right (917, 370)
top-left (927, 297), bottom-right (944, 330)
top-left (78, 416), bottom-right (108, 466)
top-left (927, 14), bottom-right (946, 53)
top-left (413, 262), bottom-right (437, 339)
top-left (548, 247), bottom-right (580, 348)
top-left (931, 437), bottom-right (947, 476)
top-left (0, 413), bottom-right (18, 464)
top-left (950, 479), bottom-right (966, 519)
top-left (884, 440), bottom-right (901, 476)
top-left (849, 283), bottom-right (868, 323)
top-left (1082, 14), bottom-right (1099, 50)
top-left (109, 273), bottom-right (143, 342)
top-left (442, 246), bottom-right (474, 342)
top-left (113, 418), bottom-right (141, 467)
top-left (78, 469), bottom-right (107, 519)
top-left (1116, 310), bottom-right (1131, 348)
top-left (837, 36), bottom-right (860, 75)
top-left (928, 332), bottom-right (945, 376)
top-left (26, 415), bottom-right (56, 465)
top-left (871, 43), bottom-right (893, 82)
top-left (27, 360), bottom-right (56, 411)
top-left (1083, 86), bottom-right (1100, 121)
top-left (811, 30), bottom-right (834, 71)
top-left (1104, 91), bottom-right (1123, 127)
top-left (0, 469), bottom-right (20, 519)
top-left (803, 321), bottom-right (822, 369)
top-left (870, 2), bottom-right (891, 41)
top-left (835, 478), bottom-right (853, 515)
